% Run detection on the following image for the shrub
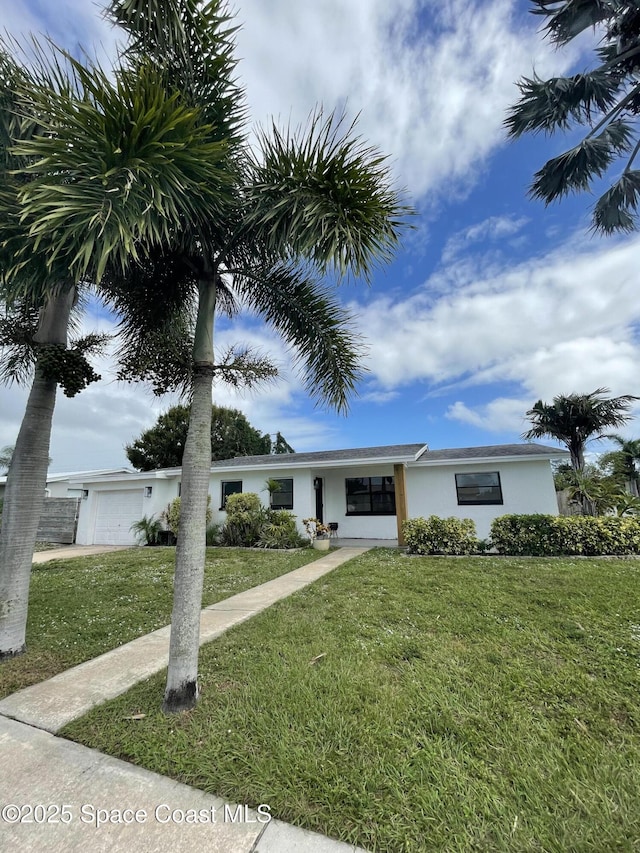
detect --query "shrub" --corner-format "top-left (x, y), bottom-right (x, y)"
top-left (490, 514), bottom-right (640, 556)
top-left (220, 492), bottom-right (267, 547)
top-left (220, 494), bottom-right (305, 548)
top-left (258, 510), bottom-right (306, 549)
top-left (130, 514), bottom-right (163, 546)
top-left (490, 514), bottom-right (558, 557)
top-left (403, 516), bottom-right (477, 555)
top-left (224, 492), bottom-right (262, 516)
top-left (206, 522), bottom-right (222, 546)
top-left (161, 495), bottom-right (212, 537)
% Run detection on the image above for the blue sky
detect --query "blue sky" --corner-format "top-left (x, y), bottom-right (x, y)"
top-left (3, 0), bottom-right (640, 472)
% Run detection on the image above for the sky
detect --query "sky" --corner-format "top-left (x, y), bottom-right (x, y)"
top-left (2, 0), bottom-right (640, 473)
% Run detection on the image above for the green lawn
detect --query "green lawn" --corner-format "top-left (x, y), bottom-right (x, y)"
top-left (0, 546), bottom-right (322, 698)
top-left (60, 551), bottom-right (640, 853)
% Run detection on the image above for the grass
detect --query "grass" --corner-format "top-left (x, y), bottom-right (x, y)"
top-left (60, 551), bottom-right (640, 853)
top-left (0, 546), bottom-right (322, 699)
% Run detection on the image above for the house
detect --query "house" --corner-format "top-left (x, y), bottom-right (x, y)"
top-left (73, 443), bottom-right (566, 546)
top-left (0, 468), bottom-right (131, 544)
top-left (0, 468), bottom-right (131, 501)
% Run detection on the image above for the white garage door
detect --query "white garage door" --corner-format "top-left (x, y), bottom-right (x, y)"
top-left (93, 490), bottom-right (144, 545)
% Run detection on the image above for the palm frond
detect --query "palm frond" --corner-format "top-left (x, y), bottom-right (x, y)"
top-left (505, 71), bottom-right (622, 137)
top-left (213, 345), bottom-right (278, 389)
top-left (530, 119), bottom-right (634, 202)
top-left (592, 168), bottom-right (640, 232)
top-left (107, 0), bottom-right (246, 140)
top-left (247, 110), bottom-right (411, 282)
top-left (524, 388), bottom-right (638, 447)
top-left (8, 52), bottom-right (235, 283)
top-left (231, 261), bottom-right (367, 413)
top-left (0, 300), bottom-right (39, 384)
top-left (531, 0), bottom-right (613, 45)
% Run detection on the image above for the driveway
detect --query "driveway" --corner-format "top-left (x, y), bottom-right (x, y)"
top-left (33, 545), bottom-right (133, 564)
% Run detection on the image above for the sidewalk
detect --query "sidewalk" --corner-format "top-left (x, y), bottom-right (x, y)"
top-left (0, 547), bottom-right (370, 852)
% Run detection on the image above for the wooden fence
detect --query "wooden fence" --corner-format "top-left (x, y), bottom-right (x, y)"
top-left (36, 497), bottom-right (81, 544)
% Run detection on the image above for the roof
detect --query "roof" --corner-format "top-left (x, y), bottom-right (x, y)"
top-left (210, 443), bottom-right (427, 469)
top-left (0, 467), bottom-right (132, 486)
top-left (209, 441), bottom-right (566, 471)
top-left (415, 443), bottom-right (568, 464)
top-left (47, 442), bottom-right (567, 486)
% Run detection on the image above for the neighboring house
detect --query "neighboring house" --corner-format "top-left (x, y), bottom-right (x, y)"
top-left (0, 468), bottom-right (131, 501)
top-left (73, 443), bottom-right (566, 546)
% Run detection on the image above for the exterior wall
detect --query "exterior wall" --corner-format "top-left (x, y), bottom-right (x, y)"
top-left (210, 464), bottom-right (399, 540)
top-left (318, 464), bottom-right (398, 539)
top-left (74, 456), bottom-right (560, 545)
top-left (45, 480), bottom-right (81, 498)
top-left (405, 459), bottom-right (559, 540)
top-left (209, 469), bottom-right (316, 534)
top-left (76, 476), bottom-right (179, 545)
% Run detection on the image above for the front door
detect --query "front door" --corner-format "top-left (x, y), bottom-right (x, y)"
top-left (314, 477), bottom-right (324, 522)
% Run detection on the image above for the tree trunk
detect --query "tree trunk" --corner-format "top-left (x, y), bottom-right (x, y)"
top-left (163, 276), bottom-right (216, 713)
top-left (0, 287), bottom-right (75, 659)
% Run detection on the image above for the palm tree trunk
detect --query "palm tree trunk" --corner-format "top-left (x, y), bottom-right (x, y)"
top-left (0, 286), bottom-right (75, 659)
top-left (163, 275), bottom-right (216, 713)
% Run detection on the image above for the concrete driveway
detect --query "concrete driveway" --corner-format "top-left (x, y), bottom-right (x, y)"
top-left (33, 545), bottom-right (133, 564)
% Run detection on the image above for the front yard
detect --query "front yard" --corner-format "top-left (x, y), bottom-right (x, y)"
top-left (57, 551), bottom-right (640, 852)
top-left (0, 546), bottom-right (322, 698)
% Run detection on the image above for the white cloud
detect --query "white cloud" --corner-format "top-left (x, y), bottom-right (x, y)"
top-left (442, 215), bottom-right (529, 263)
top-left (354, 233), bottom-right (640, 401)
top-left (359, 389), bottom-right (401, 405)
top-left (446, 398), bottom-right (534, 434)
top-left (3, 1), bottom-right (121, 67)
top-left (234, 0), bottom-right (574, 201)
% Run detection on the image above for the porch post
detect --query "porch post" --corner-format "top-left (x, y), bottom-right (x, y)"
top-left (394, 463), bottom-right (408, 546)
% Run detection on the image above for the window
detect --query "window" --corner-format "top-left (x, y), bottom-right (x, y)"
top-left (345, 476), bottom-right (395, 515)
top-left (270, 478), bottom-right (293, 510)
top-left (455, 472), bottom-right (503, 505)
top-left (221, 480), bottom-right (242, 509)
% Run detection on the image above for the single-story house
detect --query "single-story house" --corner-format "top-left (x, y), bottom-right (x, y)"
top-left (73, 442), bottom-right (567, 546)
top-left (0, 468), bottom-right (131, 501)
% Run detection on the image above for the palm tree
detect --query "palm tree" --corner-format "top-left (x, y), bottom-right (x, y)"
top-left (505, 1), bottom-right (640, 234)
top-left (524, 388), bottom-right (637, 471)
top-left (601, 434), bottom-right (640, 495)
top-left (0, 10), bottom-right (242, 659)
top-left (102, 0), bottom-right (409, 712)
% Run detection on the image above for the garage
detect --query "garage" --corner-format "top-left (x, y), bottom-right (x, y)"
top-left (92, 490), bottom-right (144, 545)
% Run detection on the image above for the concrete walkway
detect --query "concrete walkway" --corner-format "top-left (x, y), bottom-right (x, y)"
top-left (0, 547), bottom-right (370, 852)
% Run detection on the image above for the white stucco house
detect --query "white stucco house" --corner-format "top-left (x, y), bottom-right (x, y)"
top-left (72, 442), bottom-right (566, 546)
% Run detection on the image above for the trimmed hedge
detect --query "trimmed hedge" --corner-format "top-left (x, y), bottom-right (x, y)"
top-left (403, 516), bottom-right (477, 555)
top-left (490, 514), bottom-right (640, 556)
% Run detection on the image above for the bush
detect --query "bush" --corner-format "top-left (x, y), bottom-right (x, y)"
top-left (220, 494), bottom-right (305, 548)
top-left (490, 514), bottom-right (640, 556)
top-left (206, 522), bottom-right (222, 546)
top-left (403, 516), bottom-right (477, 555)
top-left (489, 514), bottom-right (557, 557)
top-left (161, 495), bottom-right (212, 537)
top-left (130, 514), bottom-right (163, 546)
top-left (220, 492), bottom-right (267, 547)
top-left (258, 510), bottom-right (306, 549)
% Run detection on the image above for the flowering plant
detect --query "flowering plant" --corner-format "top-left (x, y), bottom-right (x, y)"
top-left (302, 517), bottom-right (330, 540)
